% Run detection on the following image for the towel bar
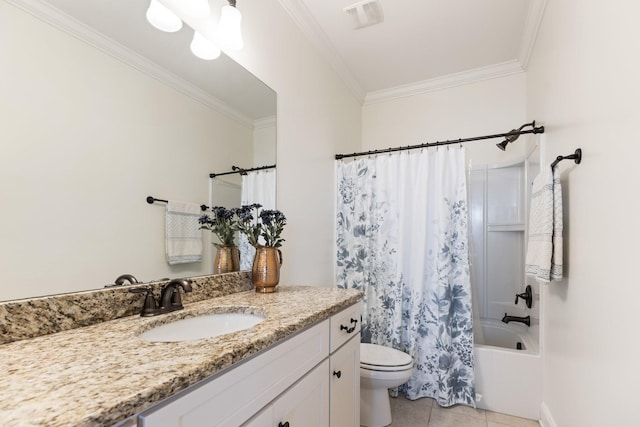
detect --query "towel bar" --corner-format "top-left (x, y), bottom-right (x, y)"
top-left (146, 196), bottom-right (168, 204)
top-left (551, 148), bottom-right (582, 169)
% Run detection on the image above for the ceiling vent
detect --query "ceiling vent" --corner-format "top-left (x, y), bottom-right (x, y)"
top-left (343, 0), bottom-right (384, 30)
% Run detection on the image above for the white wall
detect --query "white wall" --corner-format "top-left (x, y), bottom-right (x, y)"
top-left (226, 0), bottom-right (362, 287)
top-left (253, 117), bottom-right (277, 166)
top-left (0, 2), bottom-right (252, 300)
top-left (1, 0), bottom-right (362, 298)
top-left (362, 73), bottom-right (528, 166)
top-left (526, 1), bottom-right (640, 426)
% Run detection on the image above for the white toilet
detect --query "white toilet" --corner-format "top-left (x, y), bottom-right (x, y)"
top-left (360, 343), bottom-right (413, 427)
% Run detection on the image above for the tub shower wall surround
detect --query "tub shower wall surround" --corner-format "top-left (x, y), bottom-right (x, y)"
top-left (473, 148), bottom-right (582, 421)
top-left (468, 146), bottom-right (543, 420)
top-left (0, 281), bottom-right (362, 426)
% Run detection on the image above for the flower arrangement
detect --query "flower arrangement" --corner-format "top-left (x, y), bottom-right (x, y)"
top-left (198, 206), bottom-right (238, 246)
top-left (236, 204), bottom-right (287, 248)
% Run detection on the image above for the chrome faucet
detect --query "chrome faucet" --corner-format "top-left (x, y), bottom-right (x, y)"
top-left (501, 313), bottom-right (531, 327)
top-left (159, 279), bottom-right (193, 312)
top-left (129, 279), bottom-right (193, 317)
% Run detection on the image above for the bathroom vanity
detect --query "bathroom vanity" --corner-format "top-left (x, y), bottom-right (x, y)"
top-left (0, 279), bottom-right (362, 426)
top-left (137, 303), bottom-right (361, 427)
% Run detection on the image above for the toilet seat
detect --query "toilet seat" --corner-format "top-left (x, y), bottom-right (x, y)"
top-left (360, 343), bottom-right (413, 372)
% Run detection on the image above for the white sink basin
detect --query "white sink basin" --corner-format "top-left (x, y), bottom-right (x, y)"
top-left (139, 312), bottom-right (266, 342)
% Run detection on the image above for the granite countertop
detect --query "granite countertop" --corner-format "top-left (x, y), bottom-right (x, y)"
top-left (0, 286), bottom-right (362, 427)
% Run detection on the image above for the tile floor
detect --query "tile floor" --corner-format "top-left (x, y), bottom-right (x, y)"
top-left (389, 395), bottom-right (540, 427)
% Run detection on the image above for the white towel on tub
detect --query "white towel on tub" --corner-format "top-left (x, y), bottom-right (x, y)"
top-left (525, 165), bottom-right (563, 282)
top-left (166, 201), bottom-right (203, 265)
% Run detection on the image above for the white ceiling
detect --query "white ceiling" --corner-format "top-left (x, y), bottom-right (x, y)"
top-left (279, 0), bottom-right (546, 103)
top-left (11, 0), bottom-right (546, 112)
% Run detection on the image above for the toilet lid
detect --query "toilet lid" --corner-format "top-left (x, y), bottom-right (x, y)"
top-left (360, 343), bottom-right (413, 371)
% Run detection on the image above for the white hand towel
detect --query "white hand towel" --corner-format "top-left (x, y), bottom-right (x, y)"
top-left (525, 165), bottom-right (563, 282)
top-left (166, 201), bottom-right (203, 265)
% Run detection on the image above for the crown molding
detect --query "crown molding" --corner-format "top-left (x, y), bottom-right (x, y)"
top-left (279, 0), bottom-right (545, 106)
top-left (253, 115), bottom-right (276, 130)
top-left (5, 0), bottom-right (255, 128)
top-left (277, 0), bottom-right (366, 103)
top-left (518, 0), bottom-right (548, 69)
top-left (363, 60), bottom-right (525, 105)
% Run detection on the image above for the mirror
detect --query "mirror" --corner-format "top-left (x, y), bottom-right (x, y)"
top-left (1, 0), bottom-right (276, 301)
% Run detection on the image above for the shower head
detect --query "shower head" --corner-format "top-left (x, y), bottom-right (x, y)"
top-left (496, 130), bottom-right (520, 150)
top-left (496, 121), bottom-right (536, 151)
top-left (496, 139), bottom-right (510, 151)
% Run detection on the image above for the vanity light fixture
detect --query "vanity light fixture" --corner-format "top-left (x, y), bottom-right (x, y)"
top-left (145, 0), bottom-right (182, 33)
top-left (216, 0), bottom-right (243, 50)
top-left (145, 0), bottom-right (243, 61)
top-left (180, 0), bottom-right (211, 19)
top-left (191, 30), bottom-right (221, 60)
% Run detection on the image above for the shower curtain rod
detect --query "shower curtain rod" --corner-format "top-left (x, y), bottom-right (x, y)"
top-left (334, 122), bottom-right (545, 160)
top-left (209, 164), bottom-right (276, 178)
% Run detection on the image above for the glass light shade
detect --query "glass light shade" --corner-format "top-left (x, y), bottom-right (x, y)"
top-left (146, 0), bottom-right (182, 32)
top-left (216, 5), bottom-right (243, 50)
top-left (181, 0), bottom-right (211, 18)
top-left (190, 31), bottom-right (221, 60)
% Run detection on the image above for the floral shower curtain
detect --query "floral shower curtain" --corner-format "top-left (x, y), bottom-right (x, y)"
top-left (336, 147), bottom-right (475, 407)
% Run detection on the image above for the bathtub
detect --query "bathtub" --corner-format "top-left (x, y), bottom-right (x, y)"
top-left (473, 319), bottom-right (542, 420)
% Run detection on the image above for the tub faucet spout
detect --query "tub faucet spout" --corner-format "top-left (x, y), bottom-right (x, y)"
top-left (501, 313), bottom-right (531, 327)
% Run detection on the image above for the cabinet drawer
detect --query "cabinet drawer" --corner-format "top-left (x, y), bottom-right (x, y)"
top-left (330, 303), bottom-right (361, 353)
top-left (139, 319), bottom-right (330, 427)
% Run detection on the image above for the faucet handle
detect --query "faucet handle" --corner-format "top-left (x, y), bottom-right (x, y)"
top-left (515, 285), bottom-right (533, 309)
top-left (169, 287), bottom-right (184, 308)
top-left (129, 286), bottom-right (159, 317)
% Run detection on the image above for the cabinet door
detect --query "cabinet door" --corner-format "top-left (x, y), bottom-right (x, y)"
top-left (139, 320), bottom-right (329, 427)
top-left (242, 404), bottom-right (273, 427)
top-left (330, 334), bottom-right (360, 427)
top-left (273, 359), bottom-right (330, 427)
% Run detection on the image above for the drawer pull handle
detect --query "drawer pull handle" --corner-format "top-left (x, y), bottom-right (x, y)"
top-left (333, 370), bottom-right (342, 379)
top-left (279, 422), bottom-right (290, 427)
top-left (339, 318), bottom-right (358, 334)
